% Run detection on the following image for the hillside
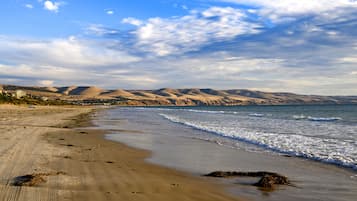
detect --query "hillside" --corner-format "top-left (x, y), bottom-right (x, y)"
top-left (1, 84), bottom-right (356, 106)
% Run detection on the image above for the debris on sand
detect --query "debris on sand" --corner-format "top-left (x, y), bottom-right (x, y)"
top-left (11, 171), bottom-right (66, 187)
top-left (204, 171), bottom-right (290, 190)
top-left (253, 174), bottom-right (290, 190)
top-left (12, 174), bottom-right (46, 186)
top-left (204, 171), bottom-right (277, 178)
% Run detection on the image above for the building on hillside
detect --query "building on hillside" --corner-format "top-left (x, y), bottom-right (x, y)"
top-left (15, 90), bottom-right (27, 99)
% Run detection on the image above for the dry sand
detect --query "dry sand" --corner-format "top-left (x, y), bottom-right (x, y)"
top-left (0, 105), bottom-right (240, 201)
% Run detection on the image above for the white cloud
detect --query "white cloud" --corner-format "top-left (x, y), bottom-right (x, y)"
top-left (86, 24), bottom-right (119, 36)
top-left (0, 63), bottom-right (160, 89)
top-left (156, 52), bottom-right (284, 78)
top-left (25, 4), bottom-right (34, 9)
top-left (129, 7), bottom-right (261, 56)
top-left (220, 0), bottom-right (357, 21)
top-left (0, 36), bottom-right (140, 68)
top-left (106, 10), bottom-right (114, 15)
top-left (43, 1), bottom-right (62, 12)
top-left (122, 17), bottom-right (143, 26)
top-left (339, 56), bottom-right (357, 63)
top-left (0, 64), bottom-right (74, 80)
top-left (38, 80), bottom-right (54, 86)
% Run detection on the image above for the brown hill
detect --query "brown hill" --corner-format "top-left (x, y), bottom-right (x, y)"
top-left (57, 86), bottom-right (78, 95)
top-left (102, 89), bottom-right (134, 97)
top-left (69, 86), bottom-right (104, 97)
top-left (54, 86), bottom-right (105, 97)
top-left (1, 84), bottom-right (356, 106)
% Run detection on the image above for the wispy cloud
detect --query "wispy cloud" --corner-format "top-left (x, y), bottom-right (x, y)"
top-left (122, 17), bottom-right (143, 26)
top-left (339, 56), bottom-right (357, 63)
top-left (182, 5), bottom-right (188, 10)
top-left (122, 7), bottom-right (262, 56)
top-left (0, 36), bottom-right (140, 68)
top-left (106, 10), bottom-right (114, 15)
top-left (86, 24), bottom-right (120, 36)
top-left (219, 0), bottom-right (357, 20)
top-left (25, 4), bottom-right (34, 9)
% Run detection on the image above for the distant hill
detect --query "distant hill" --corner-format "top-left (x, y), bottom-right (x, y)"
top-left (1, 84), bottom-right (356, 106)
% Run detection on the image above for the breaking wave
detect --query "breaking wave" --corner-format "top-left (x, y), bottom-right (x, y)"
top-left (160, 113), bottom-right (357, 170)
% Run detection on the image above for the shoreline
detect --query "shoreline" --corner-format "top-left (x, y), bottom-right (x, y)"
top-left (99, 107), bottom-right (357, 201)
top-left (0, 105), bottom-right (240, 201)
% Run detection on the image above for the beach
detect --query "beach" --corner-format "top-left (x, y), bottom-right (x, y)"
top-left (1, 104), bottom-right (357, 201)
top-left (97, 106), bottom-right (357, 201)
top-left (1, 1), bottom-right (356, 200)
top-left (0, 105), bottom-right (239, 201)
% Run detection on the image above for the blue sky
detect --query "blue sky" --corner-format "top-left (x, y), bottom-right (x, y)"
top-left (0, 0), bottom-right (357, 95)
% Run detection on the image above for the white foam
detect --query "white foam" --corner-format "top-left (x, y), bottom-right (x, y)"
top-left (307, 116), bottom-right (342, 121)
top-left (160, 113), bottom-right (357, 170)
top-left (292, 115), bottom-right (342, 122)
top-left (249, 113), bottom-right (264, 117)
top-left (292, 114), bottom-right (306, 120)
top-left (133, 107), bottom-right (228, 114)
top-left (186, 109), bottom-right (226, 114)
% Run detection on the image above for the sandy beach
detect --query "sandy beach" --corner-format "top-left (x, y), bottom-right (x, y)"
top-left (0, 105), bottom-right (239, 201)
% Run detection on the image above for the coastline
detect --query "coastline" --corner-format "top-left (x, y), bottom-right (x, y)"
top-left (0, 105), bottom-right (240, 201)
top-left (98, 107), bottom-right (357, 201)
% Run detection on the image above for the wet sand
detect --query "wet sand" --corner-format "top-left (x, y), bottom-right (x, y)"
top-left (0, 105), bottom-right (240, 201)
top-left (98, 107), bottom-right (357, 201)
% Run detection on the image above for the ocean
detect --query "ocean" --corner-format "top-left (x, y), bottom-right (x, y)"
top-left (155, 104), bottom-right (357, 170)
top-left (94, 104), bottom-right (357, 201)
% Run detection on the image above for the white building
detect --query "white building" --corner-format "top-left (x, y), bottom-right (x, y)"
top-left (15, 90), bottom-right (27, 99)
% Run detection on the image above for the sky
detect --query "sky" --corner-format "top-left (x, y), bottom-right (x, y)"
top-left (0, 0), bottom-right (357, 95)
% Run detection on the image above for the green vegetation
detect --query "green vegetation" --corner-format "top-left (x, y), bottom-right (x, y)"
top-left (0, 93), bottom-right (69, 105)
top-left (0, 93), bottom-right (14, 104)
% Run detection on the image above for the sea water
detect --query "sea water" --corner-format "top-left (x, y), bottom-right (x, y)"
top-left (130, 104), bottom-right (357, 170)
top-left (95, 104), bottom-right (357, 201)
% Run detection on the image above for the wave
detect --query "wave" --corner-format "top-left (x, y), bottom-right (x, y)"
top-left (160, 113), bottom-right (357, 170)
top-left (308, 116), bottom-right (342, 122)
top-left (292, 115), bottom-right (342, 122)
top-left (185, 109), bottom-right (226, 114)
top-left (138, 107), bottom-right (343, 123)
top-left (134, 107), bottom-right (229, 114)
top-left (248, 113), bottom-right (264, 117)
top-left (292, 115), bottom-right (306, 120)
